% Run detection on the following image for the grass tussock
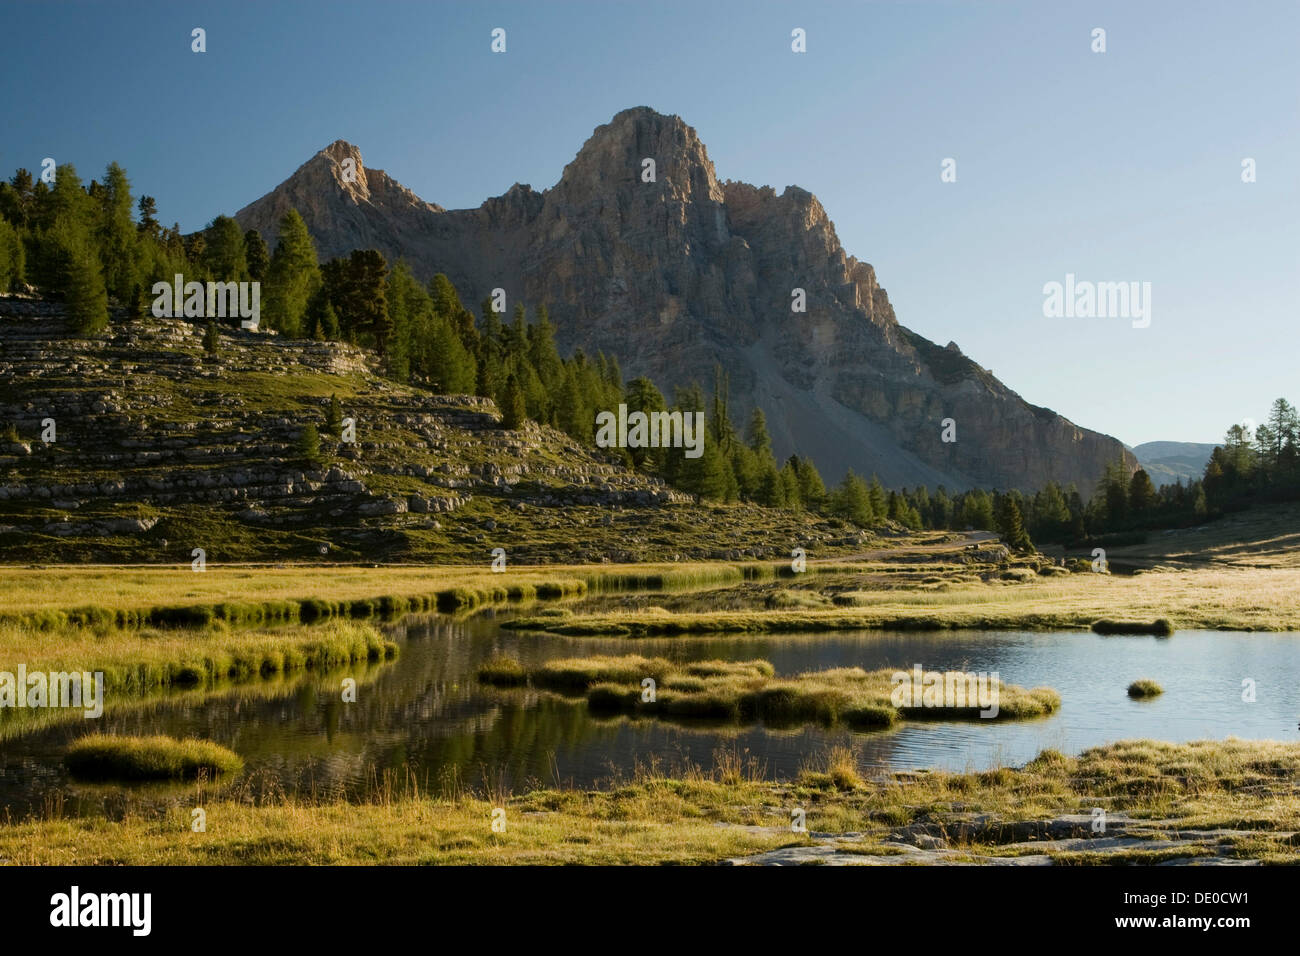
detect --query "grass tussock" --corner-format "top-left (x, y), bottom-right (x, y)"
top-left (65, 734), bottom-right (243, 781)
top-left (479, 654), bottom-right (1058, 729)
top-left (799, 744), bottom-right (864, 791)
top-left (1127, 679), bottom-right (1164, 699)
top-left (476, 656), bottom-right (528, 687)
top-left (1092, 618), bottom-right (1175, 636)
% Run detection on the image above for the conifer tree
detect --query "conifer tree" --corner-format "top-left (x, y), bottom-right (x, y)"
top-left (500, 373), bottom-right (526, 430)
top-left (136, 195), bottom-right (160, 241)
top-left (867, 475), bottom-right (887, 521)
top-left (243, 229), bottom-right (269, 282)
top-left (296, 423), bottom-right (322, 464)
top-left (623, 376), bottom-right (667, 469)
top-left (745, 408), bottom-right (773, 459)
top-left (831, 470), bottom-right (873, 526)
top-left (0, 217), bottom-right (24, 292)
top-left (326, 394), bottom-right (343, 438)
top-left (1128, 469), bottom-right (1156, 515)
top-left (995, 495), bottom-right (1034, 552)
top-left (62, 227), bottom-right (109, 333)
top-left (264, 209), bottom-right (320, 337)
top-left (97, 162), bottom-right (139, 301)
top-left (203, 320), bottom-right (220, 355)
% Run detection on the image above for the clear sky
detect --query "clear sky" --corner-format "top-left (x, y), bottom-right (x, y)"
top-left (2, 0), bottom-right (1295, 446)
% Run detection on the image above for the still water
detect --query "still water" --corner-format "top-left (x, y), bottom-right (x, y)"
top-left (1, 612), bottom-right (1296, 816)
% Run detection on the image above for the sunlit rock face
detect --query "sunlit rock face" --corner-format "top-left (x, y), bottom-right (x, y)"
top-left (236, 108), bottom-right (1132, 492)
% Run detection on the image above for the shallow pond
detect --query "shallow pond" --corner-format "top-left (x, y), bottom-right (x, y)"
top-left (1, 613), bottom-right (1296, 817)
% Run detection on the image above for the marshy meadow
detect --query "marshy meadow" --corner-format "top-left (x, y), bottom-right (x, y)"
top-left (2, 538), bottom-right (1297, 866)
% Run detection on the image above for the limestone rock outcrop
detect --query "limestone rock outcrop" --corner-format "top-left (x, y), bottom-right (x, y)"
top-left (236, 107), bottom-right (1134, 491)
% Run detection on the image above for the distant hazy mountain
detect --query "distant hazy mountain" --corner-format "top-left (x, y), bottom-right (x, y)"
top-left (234, 107), bottom-right (1134, 492)
top-left (1131, 441), bottom-right (1218, 486)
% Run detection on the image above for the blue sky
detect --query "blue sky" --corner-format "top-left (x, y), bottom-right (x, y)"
top-left (2, 0), bottom-right (1295, 446)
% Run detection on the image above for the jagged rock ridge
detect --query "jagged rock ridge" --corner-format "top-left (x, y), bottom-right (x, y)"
top-left (235, 107), bottom-right (1134, 492)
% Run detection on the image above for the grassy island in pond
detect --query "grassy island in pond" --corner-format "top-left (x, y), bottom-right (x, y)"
top-left (66, 735), bottom-right (244, 781)
top-left (479, 654), bottom-right (1059, 727)
top-left (1127, 679), bottom-right (1165, 699)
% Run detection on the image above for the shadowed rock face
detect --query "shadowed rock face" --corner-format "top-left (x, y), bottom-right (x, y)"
top-left (235, 107), bottom-right (1134, 493)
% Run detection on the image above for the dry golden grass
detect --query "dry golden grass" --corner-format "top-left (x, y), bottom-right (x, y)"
top-left (512, 566), bottom-right (1300, 634)
top-left (1103, 502), bottom-right (1300, 570)
top-left (2, 739), bottom-right (1296, 865)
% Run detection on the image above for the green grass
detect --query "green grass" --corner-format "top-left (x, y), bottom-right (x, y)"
top-left (65, 734), bottom-right (244, 781)
top-left (1127, 679), bottom-right (1164, 699)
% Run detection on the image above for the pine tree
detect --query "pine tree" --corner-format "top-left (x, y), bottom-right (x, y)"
top-left (203, 320), bottom-right (220, 355)
top-left (793, 456), bottom-right (828, 512)
top-left (500, 373), bottom-right (526, 430)
top-left (0, 217), bottom-right (24, 292)
top-left (3, 169), bottom-right (35, 228)
top-left (97, 162), bottom-right (139, 301)
top-left (326, 394), bottom-right (343, 438)
top-left (264, 209), bottom-right (320, 337)
top-left (136, 195), bottom-right (160, 240)
top-left (339, 249), bottom-right (391, 351)
top-left (296, 423), bottom-right (322, 464)
top-left (960, 488), bottom-right (995, 530)
top-left (204, 214), bottom-right (247, 282)
top-left (429, 273), bottom-right (479, 354)
top-left (63, 228), bottom-right (109, 334)
top-left (128, 283), bottom-right (148, 320)
top-left (677, 437), bottom-right (730, 500)
top-left (867, 475), bottom-right (887, 521)
top-left (243, 229), bottom-right (269, 282)
top-left (425, 313), bottom-right (476, 393)
top-left (779, 459), bottom-right (802, 512)
top-left (320, 300), bottom-right (339, 340)
top-left (623, 376), bottom-right (667, 469)
top-left (527, 304), bottom-right (564, 392)
top-left (745, 408), bottom-right (773, 459)
top-left (830, 470), bottom-right (873, 526)
top-left (554, 365), bottom-right (588, 441)
top-left (995, 495), bottom-right (1034, 552)
top-left (755, 460), bottom-right (784, 507)
top-left (1128, 468), bottom-right (1156, 515)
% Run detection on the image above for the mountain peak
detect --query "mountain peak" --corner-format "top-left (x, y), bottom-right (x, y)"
top-left (232, 108), bottom-right (1132, 492)
top-left (560, 106), bottom-right (723, 203)
top-left (318, 139), bottom-right (363, 165)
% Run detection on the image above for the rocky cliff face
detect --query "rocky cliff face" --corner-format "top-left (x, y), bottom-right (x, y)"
top-left (235, 107), bottom-right (1134, 492)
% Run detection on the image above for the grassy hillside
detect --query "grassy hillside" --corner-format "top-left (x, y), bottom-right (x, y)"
top-left (1099, 501), bottom-right (1300, 569)
top-left (0, 298), bottom-right (866, 564)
